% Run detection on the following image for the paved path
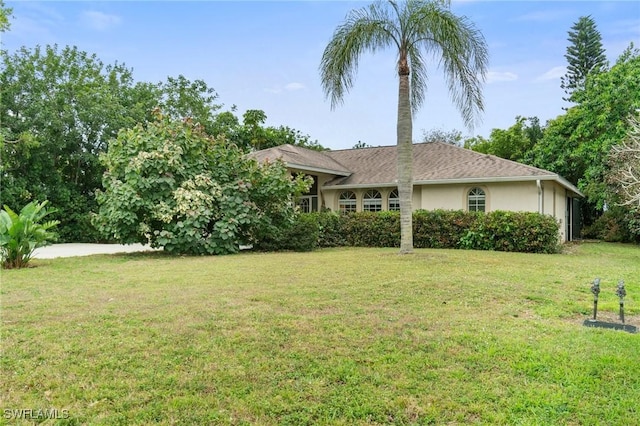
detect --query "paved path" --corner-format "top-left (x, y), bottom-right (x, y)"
top-left (33, 243), bottom-right (161, 259)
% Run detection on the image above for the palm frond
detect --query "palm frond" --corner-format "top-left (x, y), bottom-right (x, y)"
top-left (410, 4), bottom-right (488, 128)
top-left (319, 1), bottom-right (399, 109)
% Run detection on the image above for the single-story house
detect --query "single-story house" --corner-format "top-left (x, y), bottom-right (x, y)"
top-left (251, 142), bottom-right (583, 242)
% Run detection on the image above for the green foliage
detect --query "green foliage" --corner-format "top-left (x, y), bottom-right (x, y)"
top-left (94, 112), bottom-right (310, 255)
top-left (459, 211), bottom-right (560, 253)
top-left (560, 15), bottom-right (608, 103)
top-left (309, 210), bottom-right (559, 254)
top-left (352, 140), bottom-right (372, 149)
top-left (254, 213), bottom-right (320, 252)
top-left (581, 208), bottom-right (639, 243)
top-left (309, 211), bottom-right (346, 247)
top-left (0, 45), bottom-right (152, 241)
top-left (0, 200), bottom-right (59, 269)
top-left (530, 45), bottom-right (640, 211)
top-left (414, 209), bottom-right (478, 248)
top-left (0, 0), bottom-right (12, 32)
top-left (466, 116), bottom-right (544, 162)
top-left (341, 211), bottom-right (401, 247)
top-left (155, 75), bottom-right (221, 133)
top-left (0, 45), bottom-right (225, 242)
top-left (213, 109), bottom-right (325, 152)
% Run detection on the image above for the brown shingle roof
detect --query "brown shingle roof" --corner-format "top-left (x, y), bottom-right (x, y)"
top-left (252, 142), bottom-right (582, 196)
top-left (325, 142), bottom-right (555, 185)
top-left (249, 144), bottom-right (350, 176)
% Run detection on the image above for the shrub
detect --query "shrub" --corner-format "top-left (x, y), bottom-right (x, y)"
top-left (94, 112), bottom-right (310, 255)
top-left (581, 207), bottom-right (640, 243)
top-left (256, 209), bottom-right (560, 254)
top-left (413, 209), bottom-right (477, 248)
top-left (309, 209), bottom-right (560, 254)
top-left (311, 211), bottom-right (346, 248)
top-left (460, 211), bottom-right (560, 253)
top-left (0, 200), bottom-right (59, 269)
top-left (341, 211), bottom-right (400, 247)
top-left (254, 213), bottom-right (319, 252)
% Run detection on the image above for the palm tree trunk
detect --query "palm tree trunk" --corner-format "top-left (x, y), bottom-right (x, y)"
top-left (397, 69), bottom-right (413, 254)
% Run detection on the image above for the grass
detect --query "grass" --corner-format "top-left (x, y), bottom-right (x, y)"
top-left (1, 242), bottom-right (639, 425)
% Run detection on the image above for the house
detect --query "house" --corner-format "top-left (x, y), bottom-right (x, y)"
top-left (251, 142), bottom-right (583, 242)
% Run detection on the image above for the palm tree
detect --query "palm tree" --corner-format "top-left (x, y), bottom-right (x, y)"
top-left (320, 0), bottom-right (488, 254)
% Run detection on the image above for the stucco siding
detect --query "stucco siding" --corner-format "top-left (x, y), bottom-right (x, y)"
top-left (418, 185), bottom-right (465, 210)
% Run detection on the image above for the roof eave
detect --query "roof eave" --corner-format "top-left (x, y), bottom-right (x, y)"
top-left (323, 175), bottom-right (584, 197)
top-left (286, 163), bottom-right (351, 177)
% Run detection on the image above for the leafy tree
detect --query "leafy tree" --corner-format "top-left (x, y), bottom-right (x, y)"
top-left (212, 109), bottom-right (325, 152)
top-left (0, 45), bottom-right (153, 241)
top-left (0, 200), bottom-right (59, 269)
top-left (560, 15), bottom-right (607, 104)
top-left (155, 75), bottom-right (221, 133)
top-left (531, 45), bottom-right (640, 212)
top-left (320, 0), bottom-right (488, 254)
top-left (422, 128), bottom-right (463, 146)
top-left (0, 0), bottom-right (12, 32)
top-left (94, 112), bottom-right (310, 255)
top-left (0, 45), bottom-right (223, 241)
top-left (465, 116), bottom-right (543, 162)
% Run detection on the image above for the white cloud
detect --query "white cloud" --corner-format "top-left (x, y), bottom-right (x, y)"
top-left (81, 10), bottom-right (122, 31)
top-left (486, 71), bottom-right (518, 83)
top-left (284, 82), bottom-right (305, 91)
top-left (264, 82), bottom-right (306, 94)
top-left (536, 66), bottom-right (566, 82)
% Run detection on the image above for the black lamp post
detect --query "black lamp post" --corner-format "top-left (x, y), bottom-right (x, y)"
top-left (590, 278), bottom-right (601, 321)
top-left (616, 280), bottom-right (626, 324)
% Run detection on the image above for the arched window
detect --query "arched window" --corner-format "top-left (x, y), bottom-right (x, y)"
top-left (339, 191), bottom-right (357, 213)
top-left (388, 189), bottom-right (400, 211)
top-left (363, 190), bottom-right (382, 212)
top-left (468, 187), bottom-right (486, 212)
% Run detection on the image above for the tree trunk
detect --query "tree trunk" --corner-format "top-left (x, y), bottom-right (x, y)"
top-left (397, 69), bottom-right (413, 254)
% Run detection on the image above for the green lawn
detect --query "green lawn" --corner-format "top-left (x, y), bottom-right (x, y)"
top-left (2, 243), bottom-right (639, 425)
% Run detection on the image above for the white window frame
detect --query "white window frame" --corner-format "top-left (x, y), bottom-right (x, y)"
top-left (468, 187), bottom-right (486, 212)
top-left (388, 189), bottom-right (400, 211)
top-left (339, 191), bottom-right (357, 213)
top-left (363, 189), bottom-right (382, 212)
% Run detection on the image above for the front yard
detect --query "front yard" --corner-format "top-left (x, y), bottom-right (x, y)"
top-left (2, 242), bottom-right (638, 424)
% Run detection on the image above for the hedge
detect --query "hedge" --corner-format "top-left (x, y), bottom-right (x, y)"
top-left (299, 210), bottom-right (559, 254)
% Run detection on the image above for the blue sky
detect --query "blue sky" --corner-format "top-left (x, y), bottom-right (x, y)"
top-left (3, 1), bottom-right (639, 150)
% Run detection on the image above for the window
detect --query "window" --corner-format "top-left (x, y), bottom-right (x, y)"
top-left (339, 191), bottom-right (357, 213)
top-left (468, 187), bottom-right (486, 212)
top-left (388, 189), bottom-right (400, 211)
top-left (363, 190), bottom-right (382, 212)
top-left (297, 196), bottom-right (318, 213)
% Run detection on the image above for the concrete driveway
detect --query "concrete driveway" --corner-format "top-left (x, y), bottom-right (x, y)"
top-left (33, 243), bottom-right (161, 259)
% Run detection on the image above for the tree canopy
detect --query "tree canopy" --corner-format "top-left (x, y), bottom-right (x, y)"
top-left (0, 0), bottom-right (11, 32)
top-left (1, 43), bottom-right (320, 242)
top-left (560, 15), bottom-right (608, 104)
top-left (465, 117), bottom-right (543, 162)
top-left (530, 45), bottom-right (640, 210)
top-left (0, 45), bottom-right (154, 240)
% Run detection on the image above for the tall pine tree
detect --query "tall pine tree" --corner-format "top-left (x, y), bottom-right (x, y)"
top-left (560, 15), bottom-right (607, 104)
